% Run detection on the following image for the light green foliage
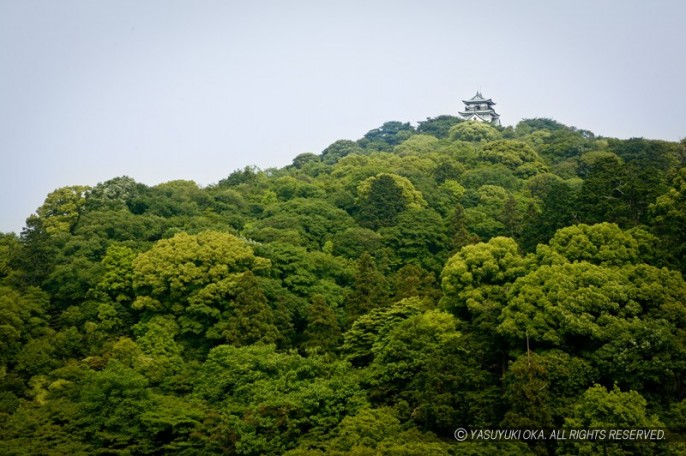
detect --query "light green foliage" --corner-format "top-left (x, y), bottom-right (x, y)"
top-left (134, 316), bottom-right (184, 383)
top-left (0, 233), bottom-right (20, 278)
top-left (93, 244), bottom-right (137, 304)
top-left (132, 231), bottom-right (271, 344)
top-left (366, 310), bottom-right (461, 398)
top-left (133, 230), bottom-right (266, 306)
top-left (558, 384), bottom-right (666, 455)
top-left (74, 208), bottom-right (167, 242)
top-left (255, 242), bottom-right (353, 305)
top-left (439, 178), bottom-right (465, 200)
top-left (273, 176), bottom-right (325, 200)
top-left (449, 121), bottom-right (502, 142)
top-left (461, 164), bottom-right (520, 190)
top-left (357, 174), bottom-right (427, 208)
top-left (34, 185), bottom-right (90, 235)
top-left (478, 140), bottom-right (542, 171)
top-left (441, 236), bottom-right (530, 322)
top-left (149, 179), bottom-right (210, 216)
top-left (394, 134), bottom-right (439, 155)
top-left (538, 222), bottom-right (639, 266)
top-left (499, 261), bottom-right (686, 349)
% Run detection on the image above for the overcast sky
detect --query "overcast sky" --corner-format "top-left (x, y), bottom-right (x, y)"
top-left (1, 0), bottom-right (684, 234)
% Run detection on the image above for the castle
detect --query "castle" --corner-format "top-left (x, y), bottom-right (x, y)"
top-left (459, 91), bottom-right (500, 126)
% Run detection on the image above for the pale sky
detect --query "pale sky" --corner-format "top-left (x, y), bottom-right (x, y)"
top-left (1, 0), bottom-right (684, 234)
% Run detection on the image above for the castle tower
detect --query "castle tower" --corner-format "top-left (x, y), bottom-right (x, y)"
top-left (459, 91), bottom-right (501, 126)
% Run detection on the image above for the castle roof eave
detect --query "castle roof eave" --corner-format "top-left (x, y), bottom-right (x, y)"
top-left (462, 99), bottom-right (495, 105)
top-left (459, 109), bottom-right (500, 117)
top-left (460, 113), bottom-right (492, 122)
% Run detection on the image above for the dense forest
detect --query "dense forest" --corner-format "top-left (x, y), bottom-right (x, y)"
top-left (1, 116), bottom-right (686, 455)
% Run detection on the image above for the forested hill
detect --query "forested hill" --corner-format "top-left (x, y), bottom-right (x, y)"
top-left (1, 116), bottom-right (686, 454)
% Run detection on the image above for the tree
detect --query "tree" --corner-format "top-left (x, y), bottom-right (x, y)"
top-left (393, 134), bottom-right (439, 155)
top-left (216, 271), bottom-right (279, 346)
top-left (356, 173), bottom-right (427, 230)
top-left (245, 198), bottom-right (354, 250)
top-left (342, 298), bottom-right (423, 367)
top-left (520, 173), bottom-right (578, 250)
top-left (651, 167), bottom-right (686, 272)
top-left (331, 227), bottom-right (384, 260)
top-left (515, 117), bottom-right (569, 135)
top-left (291, 153), bottom-right (320, 169)
top-left (302, 295), bottom-right (341, 353)
top-left (0, 286), bottom-right (50, 373)
top-left (344, 252), bottom-right (389, 325)
top-left (284, 406), bottom-right (455, 455)
top-left (131, 231), bottom-right (270, 347)
top-left (448, 121), bottom-right (501, 142)
top-left (320, 140), bottom-right (364, 164)
top-left (33, 185), bottom-right (90, 236)
top-left (478, 140), bottom-right (542, 171)
top-left (498, 261), bottom-right (686, 354)
top-left (195, 344), bottom-right (365, 455)
top-left (366, 310), bottom-right (500, 432)
top-left (84, 176), bottom-right (145, 212)
top-left (441, 237), bottom-right (530, 325)
top-left (417, 115), bottom-right (462, 138)
top-left (501, 350), bottom-right (594, 430)
top-left (577, 154), bottom-right (628, 224)
top-left (379, 208), bottom-right (449, 274)
top-left (358, 121), bottom-right (415, 151)
top-left (392, 264), bottom-right (438, 302)
top-left (538, 222), bottom-right (639, 266)
top-left (558, 384), bottom-right (666, 455)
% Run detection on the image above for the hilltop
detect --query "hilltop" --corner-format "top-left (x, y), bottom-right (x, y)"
top-left (1, 116), bottom-right (685, 454)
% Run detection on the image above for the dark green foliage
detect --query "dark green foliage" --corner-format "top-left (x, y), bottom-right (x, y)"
top-left (320, 139), bottom-right (363, 164)
top-left (2, 117), bottom-right (685, 455)
top-left (345, 252), bottom-right (389, 325)
top-left (417, 115), bottom-right (462, 138)
top-left (515, 117), bottom-right (569, 134)
top-left (217, 271), bottom-right (279, 346)
top-left (520, 173), bottom-right (577, 250)
top-left (302, 294), bottom-right (341, 353)
top-left (358, 121), bottom-right (415, 151)
top-left (356, 173), bottom-right (424, 230)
